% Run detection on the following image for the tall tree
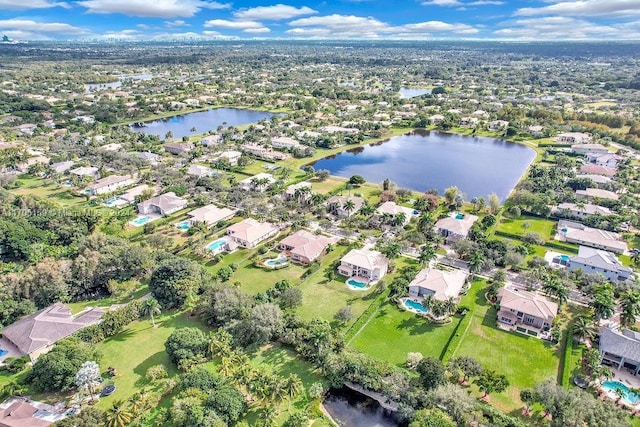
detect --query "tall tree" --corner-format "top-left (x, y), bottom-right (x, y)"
top-left (142, 298), bottom-right (162, 327)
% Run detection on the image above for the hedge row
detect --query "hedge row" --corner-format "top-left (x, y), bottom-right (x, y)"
top-left (74, 299), bottom-right (145, 344)
top-left (560, 324), bottom-right (575, 388)
top-left (493, 230), bottom-right (579, 254)
top-left (343, 290), bottom-right (389, 344)
top-left (440, 310), bottom-right (473, 363)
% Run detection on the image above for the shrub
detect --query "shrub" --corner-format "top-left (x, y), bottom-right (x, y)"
top-left (146, 364), bottom-right (169, 382)
top-left (165, 328), bottom-right (208, 366)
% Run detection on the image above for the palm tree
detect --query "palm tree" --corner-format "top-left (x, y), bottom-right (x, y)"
top-left (418, 243), bottom-right (437, 266)
top-left (620, 290), bottom-right (640, 328)
top-left (342, 199), bottom-right (356, 216)
top-left (207, 329), bottom-right (233, 359)
top-left (142, 298), bottom-right (161, 328)
top-left (468, 250), bottom-right (485, 274)
top-left (105, 400), bottom-right (132, 427)
top-left (284, 374), bottom-right (304, 411)
top-left (444, 297), bottom-right (457, 315)
top-left (1, 379), bottom-right (26, 398)
top-left (572, 315), bottom-right (597, 342)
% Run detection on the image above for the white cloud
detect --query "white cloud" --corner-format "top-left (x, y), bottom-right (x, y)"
top-left (516, 0), bottom-right (640, 17)
top-left (494, 16), bottom-right (640, 39)
top-left (421, 0), bottom-right (504, 6)
top-left (234, 4), bottom-right (317, 20)
top-left (0, 0), bottom-right (69, 9)
top-left (165, 20), bottom-right (190, 27)
top-left (421, 0), bottom-right (461, 5)
top-left (243, 27), bottom-right (271, 33)
top-left (404, 20), bottom-right (479, 34)
top-left (0, 19), bottom-right (87, 35)
top-left (204, 19), bottom-right (265, 29)
top-left (77, 0), bottom-right (230, 18)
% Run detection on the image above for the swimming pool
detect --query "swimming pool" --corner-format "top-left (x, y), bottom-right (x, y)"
top-left (131, 216), bottom-right (151, 227)
top-left (176, 220), bottom-right (191, 231)
top-left (104, 197), bottom-right (122, 207)
top-left (402, 298), bottom-right (429, 314)
top-left (0, 349), bottom-right (7, 357)
top-left (266, 257), bottom-right (288, 266)
top-left (560, 254), bottom-right (570, 262)
top-left (455, 213), bottom-right (465, 220)
top-left (206, 239), bottom-right (227, 252)
top-left (346, 278), bottom-right (368, 289)
top-left (602, 380), bottom-right (640, 405)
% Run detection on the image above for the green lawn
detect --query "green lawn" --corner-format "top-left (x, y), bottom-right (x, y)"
top-left (496, 216), bottom-right (558, 240)
top-left (95, 311), bottom-right (205, 409)
top-left (309, 176), bottom-right (346, 194)
top-left (350, 302), bottom-right (461, 364)
top-left (226, 256), bottom-right (309, 295)
top-left (12, 175), bottom-right (88, 207)
top-left (452, 281), bottom-right (561, 413)
top-left (68, 285), bottom-right (150, 314)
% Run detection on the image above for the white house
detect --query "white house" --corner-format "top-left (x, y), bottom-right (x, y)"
top-left (186, 164), bottom-right (213, 178)
top-left (408, 268), bottom-right (467, 302)
top-left (571, 144), bottom-right (609, 155)
top-left (375, 201), bottom-right (415, 226)
top-left (186, 204), bottom-right (236, 228)
top-left (120, 184), bottom-right (158, 205)
top-left (271, 136), bottom-right (303, 151)
top-left (69, 166), bottom-right (99, 180)
top-left (435, 212), bottom-right (479, 244)
top-left (49, 160), bottom-right (75, 174)
top-left (137, 192), bottom-right (188, 216)
top-left (554, 202), bottom-right (613, 219)
top-left (496, 287), bottom-right (558, 338)
top-left (239, 173), bottom-right (276, 191)
top-left (337, 248), bottom-right (388, 283)
top-left (87, 174), bottom-right (136, 196)
top-left (555, 132), bottom-right (592, 144)
top-left (201, 134), bottom-right (222, 146)
top-left (568, 246), bottom-right (633, 281)
top-left (278, 230), bottom-right (338, 264)
top-left (556, 220), bottom-right (627, 254)
top-left (575, 188), bottom-right (619, 202)
top-left (326, 195), bottom-right (365, 217)
top-left (284, 181), bottom-right (312, 201)
top-left (226, 218), bottom-right (279, 248)
top-left (217, 150), bottom-right (242, 165)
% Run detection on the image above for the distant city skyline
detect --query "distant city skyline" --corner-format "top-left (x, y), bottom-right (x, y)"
top-left (1, 0), bottom-right (639, 41)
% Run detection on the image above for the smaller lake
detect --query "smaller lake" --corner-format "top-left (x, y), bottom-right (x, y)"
top-left (322, 388), bottom-right (399, 427)
top-left (85, 74), bottom-right (153, 93)
top-left (311, 130), bottom-right (535, 201)
top-left (399, 88), bottom-right (432, 98)
top-left (129, 108), bottom-right (276, 140)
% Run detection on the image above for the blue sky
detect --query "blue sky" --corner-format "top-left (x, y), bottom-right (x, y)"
top-left (1, 0), bottom-right (639, 41)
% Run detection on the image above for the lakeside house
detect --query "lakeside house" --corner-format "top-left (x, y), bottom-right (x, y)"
top-left (435, 212), bottom-right (479, 244)
top-left (553, 202), bottom-right (613, 219)
top-left (278, 230), bottom-right (339, 264)
top-left (488, 120), bottom-right (509, 131)
top-left (568, 246), bottom-right (632, 281)
top-left (337, 248), bottom-right (388, 283)
top-left (586, 153), bottom-right (623, 168)
top-left (137, 192), bottom-right (188, 216)
top-left (216, 150), bottom-right (242, 165)
top-left (226, 218), bottom-right (279, 248)
top-left (284, 181), bottom-right (312, 201)
top-left (239, 172), bottom-right (276, 191)
top-left (0, 303), bottom-right (104, 361)
top-left (571, 143), bottom-right (609, 155)
top-left (164, 142), bottom-right (193, 156)
top-left (599, 325), bottom-right (640, 375)
top-left (241, 143), bottom-right (289, 161)
top-left (86, 174), bottom-right (136, 196)
top-left (374, 201), bottom-right (415, 226)
top-left (134, 152), bottom-right (162, 165)
top-left (555, 132), bottom-right (592, 144)
top-left (186, 204), bottom-right (235, 228)
top-left (271, 136), bottom-right (304, 151)
top-left (556, 220), bottom-right (627, 254)
top-left (575, 188), bottom-right (619, 202)
top-left (496, 287), bottom-right (558, 338)
top-left (326, 195), bottom-right (365, 217)
top-left (408, 268), bottom-right (467, 302)
top-left (201, 134), bottom-right (222, 146)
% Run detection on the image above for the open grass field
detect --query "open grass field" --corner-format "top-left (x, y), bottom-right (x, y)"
top-left (95, 311), bottom-right (205, 409)
top-left (496, 216), bottom-right (558, 240)
top-left (308, 176), bottom-right (346, 194)
top-left (225, 255), bottom-right (309, 295)
top-left (12, 175), bottom-right (88, 207)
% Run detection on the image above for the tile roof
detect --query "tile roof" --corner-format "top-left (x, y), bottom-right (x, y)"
top-left (497, 287), bottom-right (558, 321)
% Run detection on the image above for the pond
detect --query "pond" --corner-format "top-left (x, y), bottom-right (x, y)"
top-left (398, 88), bottom-right (432, 98)
top-left (129, 108), bottom-right (276, 140)
top-left (85, 74), bottom-right (153, 93)
top-left (310, 130), bottom-right (535, 201)
top-left (322, 387), bottom-right (400, 427)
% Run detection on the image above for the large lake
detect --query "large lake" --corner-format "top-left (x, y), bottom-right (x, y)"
top-left (129, 108), bottom-right (275, 140)
top-left (311, 130), bottom-right (535, 201)
top-left (322, 388), bottom-right (399, 427)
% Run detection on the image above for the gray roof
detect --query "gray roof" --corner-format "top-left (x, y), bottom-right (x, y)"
top-left (600, 326), bottom-right (640, 363)
top-left (1, 303), bottom-right (104, 356)
top-left (570, 246), bottom-right (630, 274)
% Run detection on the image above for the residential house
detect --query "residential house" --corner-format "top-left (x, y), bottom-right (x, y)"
top-left (271, 136), bottom-right (303, 151)
top-left (216, 150), bottom-right (242, 165)
top-left (488, 120), bottom-right (509, 131)
top-left (201, 134), bottom-right (222, 147)
top-left (15, 156), bottom-right (50, 173)
top-left (241, 143), bottom-right (289, 161)
top-left (48, 160), bottom-right (75, 174)
top-left (575, 188), bottom-right (619, 202)
top-left (408, 268), bottom-right (467, 302)
top-left (239, 173), bottom-right (276, 191)
top-left (528, 125), bottom-right (544, 137)
top-left (69, 166), bottom-right (99, 180)
top-left (587, 153), bottom-right (623, 168)
top-left (186, 164), bottom-right (213, 178)
top-left (134, 152), bottom-right (162, 165)
top-left (284, 181), bottom-right (313, 201)
top-left (435, 212), bottom-right (479, 244)
top-left (278, 230), bottom-right (338, 264)
top-left (226, 218), bottom-right (279, 248)
top-left (164, 142), bottom-right (193, 156)
top-left (0, 399), bottom-right (52, 427)
top-left (17, 123), bottom-right (37, 135)
top-left (326, 195), bottom-right (365, 217)
top-left (571, 144), bottom-right (609, 155)
top-left (599, 325), bottom-right (640, 375)
top-left (337, 249), bottom-right (388, 283)
top-left (580, 164), bottom-right (617, 177)
top-left (100, 143), bottom-right (122, 152)
top-left (459, 116), bottom-right (479, 128)
top-left (575, 174), bottom-right (613, 188)
top-left (555, 132), bottom-right (592, 144)
top-left (496, 287), bottom-right (558, 337)
top-left (0, 303), bottom-right (104, 361)
top-left (186, 204), bottom-right (236, 228)
top-left (429, 114), bottom-right (445, 125)
top-left (556, 220), bottom-right (627, 254)
top-left (553, 202), bottom-right (613, 219)
top-left (87, 174), bottom-right (136, 196)
top-left (375, 201), bottom-right (415, 226)
top-left (137, 192), bottom-right (188, 216)
top-left (568, 246), bottom-right (632, 281)
top-left (120, 184), bottom-right (158, 205)
top-left (318, 125), bottom-right (359, 135)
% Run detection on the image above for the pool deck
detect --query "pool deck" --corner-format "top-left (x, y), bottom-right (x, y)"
top-left (346, 276), bottom-right (371, 291)
top-left (599, 368), bottom-right (640, 411)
